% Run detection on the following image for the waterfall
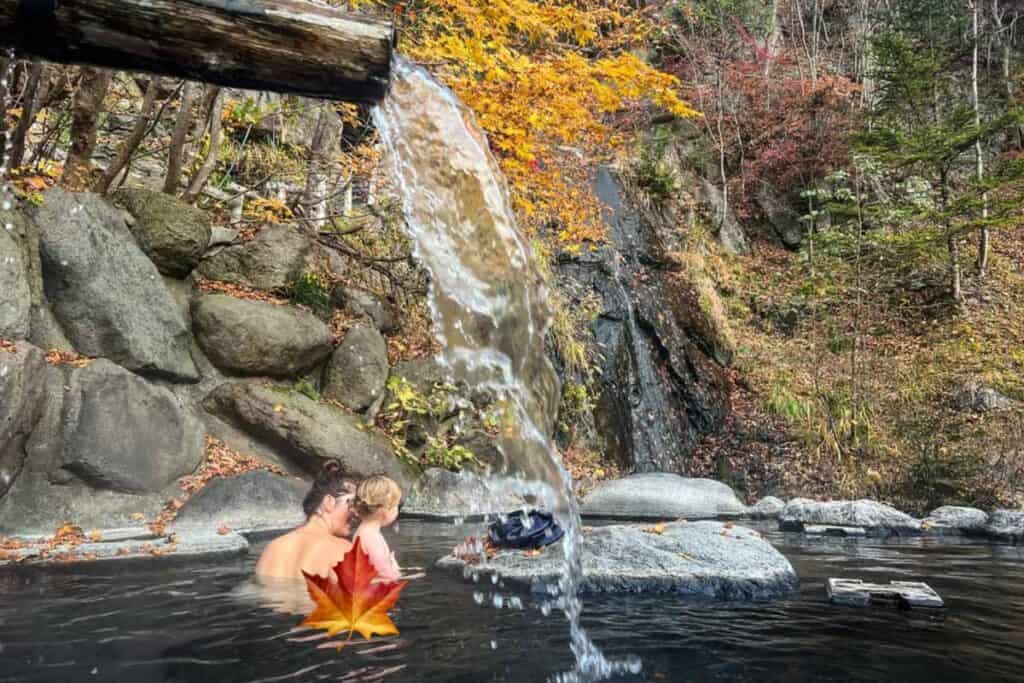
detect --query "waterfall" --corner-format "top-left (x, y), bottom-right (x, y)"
top-left (373, 58), bottom-right (637, 682)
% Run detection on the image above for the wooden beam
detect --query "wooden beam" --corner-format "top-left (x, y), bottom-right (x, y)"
top-left (0, 0), bottom-right (395, 102)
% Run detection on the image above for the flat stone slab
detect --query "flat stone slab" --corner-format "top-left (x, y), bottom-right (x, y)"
top-left (0, 528), bottom-right (248, 568)
top-left (780, 498), bottom-right (921, 537)
top-left (827, 578), bottom-right (944, 609)
top-left (581, 474), bottom-right (748, 521)
top-left (439, 521), bottom-right (798, 600)
top-left (805, 525), bottom-right (866, 537)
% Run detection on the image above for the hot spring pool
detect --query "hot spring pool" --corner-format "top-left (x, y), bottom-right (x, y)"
top-left (1, 520), bottom-right (1022, 682)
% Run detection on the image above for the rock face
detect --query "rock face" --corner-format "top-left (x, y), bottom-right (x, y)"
top-left (922, 506), bottom-right (989, 535)
top-left (335, 286), bottom-right (399, 334)
top-left (112, 187), bottom-right (212, 277)
top-left (440, 521), bottom-right (798, 599)
top-left (322, 324), bottom-right (389, 412)
top-left (402, 468), bottom-right (525, 520)
top-left (32, 189), bottom-right (198, 382)
top-left (756, 184), bottom-right (803, 248)
top-left (699, 178), bottom-right (749, 256)
top-left (171, 470), bottom-right (307, 533)
top-left (204, 381), bottom-right (408, 485)
top-left (779, 498), bottom-right (922, 537)
top-left (0, 343), bottom-right (47, 497)
top-left (59, 360), bottom-right (205, 493)
top-left (0, 216), bottom-right (32, 339)
top-left (555, 168), bottom-right (729, 473)
top-left (748, 496), bottom-right (786, 519)
top-left (951, 382), bottom-right (1015, 413)
top-left (192, 294), bottom-right (333, 377)
top-left (983, 510), bottom-right (1024, 543)
top-left (196, 227), bottom-right (310, 291)
top-left (581, 474), bottom-right (747, 520)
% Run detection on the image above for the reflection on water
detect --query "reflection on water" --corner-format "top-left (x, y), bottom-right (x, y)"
top-left (1, 521), bottom-right (1023, 682)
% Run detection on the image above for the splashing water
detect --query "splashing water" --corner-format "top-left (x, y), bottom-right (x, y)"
top-left (1, 50), bottom-right (17, 224)
top-left (373, 58), bottom-right (639, 682)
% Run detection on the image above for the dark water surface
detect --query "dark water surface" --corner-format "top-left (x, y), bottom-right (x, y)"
top-left (1, 521), bottom-right (1022, 682)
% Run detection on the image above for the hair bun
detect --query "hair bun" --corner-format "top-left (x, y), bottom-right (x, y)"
top-left (321, 459), bottom-right (341, 475)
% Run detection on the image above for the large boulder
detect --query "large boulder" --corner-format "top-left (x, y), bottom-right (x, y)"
top-left (192, 294), bottom-right (333, 377)
top-left (196, 226), bottom-right (310, 291)
top-left (333, 286), bottom-right (400, 335)
top-left (699, 178), bottom-right (749, 256)
top-left (322, 323), bottom-right (389, 412)
top-left (922, 506), bottom-right (989, 535)
top-left (59, 359), bottom-right (205, 493)
top-left (756, 185), bottom-right (803, 248)
top-left (112, 187), bottom-right (212, 277)
top-left (32, 189), bottom-right (198, 382)
top-left (439, 521), bottom-right (798, 599)
top-left (402, 468), bottom-right (525, 520)
top-left (0, 342), bottom-right (47, 497)
top-left (0, 215), bottom-right (31, 338)
top-left (951, 382), bottom-right (1015, 413)
top-left (983, 510), bottom-right (1024, 543)
top-left (581, 474), bottom-right (747, 520)
top-left (747, 496), bottom-right (786, 519)
top-left (779, 498), bottom-right (922, 537)
top-left (170, 470), bottom-right (307, 534)
top-left (203, 381), bottom-right (409, 486)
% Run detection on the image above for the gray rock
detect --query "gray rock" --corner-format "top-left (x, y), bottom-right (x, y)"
top-left (951, 382), bottom-right (1015, 413)
top-left (322, 324), bottom-right (389, 412)
top-left (0, 342), bottom-right (47, 497)
top-left (335, 286), bottom-right (399, 334)
top-left (983, 510), bottom-right (1024, 543)
top-left (192, 294), bottom-right (333, 377)
top-left (439, 521), bottom-right (798, 599)
top-left (779, 498), bottom-right (922, 537)
top-left (402, 468), bottom-right (525, 520)
top-left (203, 381), bottom-right (409, 486)
top-left (112, 187), bottom-right (212, 277)
top-left (748, 496), bottom-right (786, 519)
top-left (700, 178), bottom-right (749, 256)
top-left (170, 470), bottom-right (307, 534)
top-left (804, 525), bottom-right (866, 537)
top-left (32, 189), bottom-right (198, 382)
top-left (196, 227), bottom-right (310, 291)
top-left (208, 226), bottom-right (240, 248)
top-left (922, 506), bottom-right (989, 535)
top-left (581, 474), bottom-right (747, 520)
top-left (756, 184), bottom-right (803, 248)
top-left (59, 359), bottom-right (205, 493)
top-left (0, 216), bottom-right (31, 338)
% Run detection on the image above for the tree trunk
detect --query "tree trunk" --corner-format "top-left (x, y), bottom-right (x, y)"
top-left (163, 81), bottom-right (198, 195)
top-left (95, 77), bottom-right (162, 194)
top-left (972, 0), bottom-right (991, 278)
top-left (62, 66), bottom-right (112, 188)
top-left (0, 0), bottom-right (394, 102)
top-left (8, 63), bottom-right (44, 171)
top-left (183, 87), bottom-right (225, 203)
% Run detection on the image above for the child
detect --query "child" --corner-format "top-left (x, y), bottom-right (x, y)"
top-left (352, 475), bottom-right (403, 581)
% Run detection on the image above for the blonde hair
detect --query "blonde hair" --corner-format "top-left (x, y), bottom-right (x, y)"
top-left (353, 475), bottom-right (402, 518)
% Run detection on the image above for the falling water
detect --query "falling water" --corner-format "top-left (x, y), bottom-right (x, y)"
top-left (373, 58), bottom-right (638, 681)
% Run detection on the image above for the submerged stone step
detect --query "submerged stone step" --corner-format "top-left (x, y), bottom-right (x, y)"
top-left (439, 521), bottom-right (798, 600)
top-left (827, 578), bottom-right (944, 609)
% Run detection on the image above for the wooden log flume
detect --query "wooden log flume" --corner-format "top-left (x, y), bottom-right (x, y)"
top-left (0, 0), bottom-right (396, 102)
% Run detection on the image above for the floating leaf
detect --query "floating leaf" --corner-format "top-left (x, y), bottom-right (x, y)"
top-left (302, 537), bottom-right (408, 644)
top-left (642, 522), bottom-right (666, 535)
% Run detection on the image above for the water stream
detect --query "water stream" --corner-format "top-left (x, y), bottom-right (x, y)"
top-left (372, 58), bottom-right (635, 681)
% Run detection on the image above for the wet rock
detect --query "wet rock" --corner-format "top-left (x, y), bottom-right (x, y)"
top-left (196, 227), bottom-right (310, 291)
top-left (203, 381), bottom-right (409, 485)
top-left (951, 382), bottom-right (1015, 413)
top-left (59, 359), bottom-right (205, 493)
top-left (922, 506), bottom-right (989, 535)
top-left (982, 510), bottom-right (1024, 543)
top-left (192, 294), bottom-right (333, 377)
top-left (779, 498), bottom-right (922, 537)
top-left (0, 215), bottom-right (31, 339)
top-left (32, 189), bottom-right (198, 382)
top-left (581, 474), bottom-right (747, 520)
top-left (112, 187), bottom-right (212, 277)
top-left (322, 323), bottom-right (388, 412)
top-left (748, 496), bottom-right (786, 519)
top-left (402, 468), bottom-right (525, 520)
top-left (804, 525), bottom-right (866, 537)
top-left (440, 521), bottom-right (798, 599)
top-left (170, 470), bottom-right (307, 534)
top-left (334, 286), bottom-right (399, 334)
top-left (0, 342), bottom-right (47, 498)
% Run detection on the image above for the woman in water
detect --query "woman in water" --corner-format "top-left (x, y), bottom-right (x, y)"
top-left (255, 461), bottom-right (361, 581)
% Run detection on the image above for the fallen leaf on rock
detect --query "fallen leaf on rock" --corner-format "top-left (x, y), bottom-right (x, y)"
top-left (0, 339), bottom-right (16, 353)
top-left (678, 552), bottom-right (695, 561)
top-left (273, 404), bottom-right (286, 413)
top-left (723, 522), bottom-right (734, 529)
top-left (302, 537), bottom-right (408, 645)
top-left (642, 523), bottom-right (666, 535)
top-left (130, 513), bottom-right (146, 522)
top-left (524, 548), bottom-right (544, 558)
top-left (88, 529), bottom-right (103, 543)
top-left (217, 525), bottom-right (231, 535)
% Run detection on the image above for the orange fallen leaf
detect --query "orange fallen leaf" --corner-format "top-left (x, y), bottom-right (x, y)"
top-left (130, 513), bottom-right (146, 522)
top-left (723, 522), bottom-right (734, 529)
top-left (217, 525), bottom-right (231, 535)
top-left (302, 537), bottom-right (408, 644)
top-left (88, 529), bottom-right (103, 542)
top-left (642, 522), bottom-right (666, 535)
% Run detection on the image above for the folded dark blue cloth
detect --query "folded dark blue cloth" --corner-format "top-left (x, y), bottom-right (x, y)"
top-left (487, 510), bottom-right (564, 550)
